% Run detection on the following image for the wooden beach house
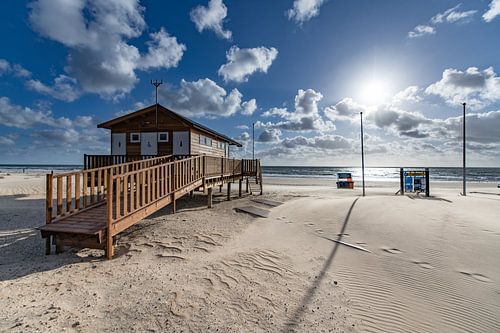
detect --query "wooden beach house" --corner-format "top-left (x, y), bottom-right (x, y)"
top-left (84, 104), bottom-right (242, 169)
top-left (40, 103), bottom-right (262, 259)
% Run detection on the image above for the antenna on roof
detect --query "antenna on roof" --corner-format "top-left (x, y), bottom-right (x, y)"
top-left (151, 79), bottom-right (163, 128)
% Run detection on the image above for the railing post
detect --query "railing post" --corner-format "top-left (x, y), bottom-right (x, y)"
top-left (45, 172), bottom-right (53, 255)
top-left (203, 155), bottom-right (206, 177)
top-left (106, 173), bottom-right (114, 259)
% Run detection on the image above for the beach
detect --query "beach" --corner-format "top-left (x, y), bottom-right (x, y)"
top-left (1, 172), bottom-right (499, 332)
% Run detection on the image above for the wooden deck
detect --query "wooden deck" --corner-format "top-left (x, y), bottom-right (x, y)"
top-left (40, 155), bottom-right (262, 259)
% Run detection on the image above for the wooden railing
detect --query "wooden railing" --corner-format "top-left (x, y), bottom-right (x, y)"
top-left (84, 154), bottom-right (170, 170)
top-left (107, 156), bottom-right (204, 226)
top-left (45, 154), bottom-right (263, 259)
top-left (46, 155), bottom-right (173, 222)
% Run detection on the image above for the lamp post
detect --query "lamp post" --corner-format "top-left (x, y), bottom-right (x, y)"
top-left (360, 112), bottom-right (365, 197)
top-left (462, 102), bottom-right (466, 196)
top-left (252, 122), bottom-right (255, 160)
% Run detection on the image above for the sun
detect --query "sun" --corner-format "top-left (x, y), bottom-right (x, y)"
top-left (359, 79), bottom-right (391, 106)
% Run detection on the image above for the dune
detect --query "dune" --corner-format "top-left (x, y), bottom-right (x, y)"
top-left (1, 172), bottom-right (499, 332)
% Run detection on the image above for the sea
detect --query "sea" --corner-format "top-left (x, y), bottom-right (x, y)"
top-left (1, 164), bottom-right (499, 183)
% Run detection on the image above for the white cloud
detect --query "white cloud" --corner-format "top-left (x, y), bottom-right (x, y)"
top-left (431, 4), bottom-right (476, 24)
top-left (369, 106), bottom-right (432, 138)
top-left (409, 4), bottom-right (477, 39)
top-left (190, 0), bottom-right (232, 40)
top-left (26, 75), bottom-right (81, 102)
top-left (408, 25), bottom-right (436, 38)
top-left (28, 0), bottom-right (185, 99)
top-left (0, 97), bottom-right (107, 154)
top-left (138, 28), bottom-right (186, 70)
top-left (257, 89), bottom-right (334, 132)
top-left (241, 99), bottom-right (257, 115)
top-left (0, 59), bottom-right (9, 74)
top-left (392, 86), bottom-right (423, 104)
top-left (425, 67), bottom-right (500, 109)
top-left (159, 78), bottom-right (255, 118)
top-left (0, 96), bottom-right (72, 129)
top-left (235, 131), bottom-right (250, 141)
top-left (282, 134), bottom-right (352, 150)
top-left (236, 124), bottom-right (249, 130)
top-left (324, 98), bottom-right (365, 121)
top-left (0, 136), bottom-right (15, 145)
top-left (484, 0), bottom-right (500, 22)
top-left (287, 0), bottom-right (327, 24)
top-left (262, 107), bottom-right (289, 118)
top-left (218, 46), bottom-right (278, 83)
top-left (0, 59), bottom-right (31, 77)
top-left (257, 129), bottom-right (282, 143)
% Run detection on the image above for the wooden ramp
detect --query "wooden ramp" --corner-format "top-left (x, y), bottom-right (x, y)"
top-left (40, 156), bottom-right (262, 259)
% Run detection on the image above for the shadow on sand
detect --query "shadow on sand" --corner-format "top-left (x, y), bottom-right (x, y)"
top-left (0, 192), bottom-right (225, 282)
top-left (282, 197), bottom-right (360, 331)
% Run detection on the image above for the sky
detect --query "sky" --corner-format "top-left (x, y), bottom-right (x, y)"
top-left (0, 0), bottom-right (500, 167)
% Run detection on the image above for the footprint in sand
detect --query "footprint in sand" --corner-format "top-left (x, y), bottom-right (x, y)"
top-left (337, 233), bottom-right (350, 237)
top-left (305, 223), bottom-right (314, 227)
top-left (315, 229), bottom-right (324, 234)
top-left (382, 247), bottom-right (402, 254)
top-left (459, 271), bottom-right (491, 283)
top-left (412, 261), bottom-right (433, 269)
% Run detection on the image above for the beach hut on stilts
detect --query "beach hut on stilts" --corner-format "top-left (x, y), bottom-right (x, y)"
top-left (40, 103), bottom-right (262, 259)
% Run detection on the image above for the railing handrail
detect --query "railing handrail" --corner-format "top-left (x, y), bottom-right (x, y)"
top-left (109, 155), bottom-right (200, 180)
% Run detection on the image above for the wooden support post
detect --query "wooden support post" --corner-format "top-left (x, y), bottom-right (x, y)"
top-left (171, 193), bottom-right (176, 214)
top-left (246, 178), bottom-right (249, 193)
top-left (106, 174), bottom-right (114, 260)
top-left (189, 190), bottom-right (194, 199)
top-left (55, 239), bottom-right (63, 254)
top-left (227, 182), bottom-right (231, 201)
top-left (45, 235), bottom-right (51, 255)
top-left (45, 172), bottom-right (53, 255)
top-left (219, 185), bottom-right (222, 193)
top-left (239, 179), bottom-right (242, 198)
top-left (207, 187), bottom-right (213, 208)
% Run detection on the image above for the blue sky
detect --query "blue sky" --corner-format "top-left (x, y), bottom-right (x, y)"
top-left (1, 0), bottom-right (499, 166)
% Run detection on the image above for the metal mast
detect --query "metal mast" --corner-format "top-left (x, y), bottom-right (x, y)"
top-left (462, 102), bottom-right (466, 196)
top-left (360, 112), bottom-right (365, 197)
top-left (151, 80), bottom-right (163, 127)
top-left (252, 123), bottom-right (255, 160)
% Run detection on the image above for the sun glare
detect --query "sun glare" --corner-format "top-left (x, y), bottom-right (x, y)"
top-left (359, 79), bottom-right (391, 106)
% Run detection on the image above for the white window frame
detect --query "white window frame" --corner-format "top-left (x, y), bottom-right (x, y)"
top-left (130, 132), bottom-right (141, 143)
top-left (199, 135), bottom-right (212, 147)
top-left (218, 142), bottom-right (225, 150)
top-left (158, 132), bottom-right (169, 142)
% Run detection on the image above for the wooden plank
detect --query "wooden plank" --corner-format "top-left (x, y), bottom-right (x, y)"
top-left (250, 198), bottom-right (284, 207)
top-left (112, 193), bottom-right (173, 235)
top-left (130, 173), bottom-right (135, 212)
top-left (116, 177), bottom-right (121, 219)
top-left (90, 171), bottom-right (95, 204)
top-left (82, 171), bottom-right (88, 207)
top-left (97, 169), bottom-right (102, 201)
top-left (75, 173), bottom-right (81, 210)
top-left (56, 177), bottom-right (63, 216)
top-left (234, 205), bottom-right (270, 218)
top-left (141, 170), bottom-right (146, 206)
top-left (123, 175), bottom-right (128, 215)
top-left (46, 173), bottom-right (53, 223)
top-left (106, 173), bottom-right (114, 259)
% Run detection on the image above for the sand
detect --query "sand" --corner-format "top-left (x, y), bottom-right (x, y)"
top-left (1, 172), bottom-right (499, 332)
